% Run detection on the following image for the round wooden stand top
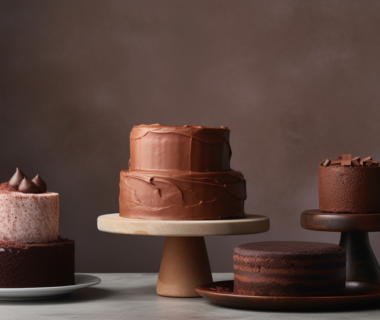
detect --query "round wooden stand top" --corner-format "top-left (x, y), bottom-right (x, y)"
top-left (97, 214), bottom-right (270, 237)
top-left (301, 209), bottom-right (380, 232)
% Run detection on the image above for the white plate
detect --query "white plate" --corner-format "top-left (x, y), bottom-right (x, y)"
top-left (0, 273), bottom-right (101, 300)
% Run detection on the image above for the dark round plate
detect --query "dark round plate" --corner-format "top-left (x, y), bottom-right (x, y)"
top-left (196, 280), bottom-right (380, 311)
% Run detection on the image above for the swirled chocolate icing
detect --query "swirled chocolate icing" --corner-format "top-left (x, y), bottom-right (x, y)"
top-left (130, 124), bottom-right (231, 172)
top-left (119, 124), bottom-right (247, 220)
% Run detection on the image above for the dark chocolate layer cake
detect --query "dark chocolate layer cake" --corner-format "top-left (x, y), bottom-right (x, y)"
top-left (233, 241), bottom-right (346, 297)
top-left (0, 239), bottom-right (75, 288)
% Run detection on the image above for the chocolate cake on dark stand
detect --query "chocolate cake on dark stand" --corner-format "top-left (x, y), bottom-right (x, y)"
top-left (302, 154), bottom-right (380, 283)
top-left (195, 153), bottom-right (380, 311)
top-left (196, 238), bottom-right (380, 311)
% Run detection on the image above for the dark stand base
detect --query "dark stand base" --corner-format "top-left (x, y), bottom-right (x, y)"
top-left (301, 210), bottom-right (380, 284)
top-left (339, 232), bottom-right (380, 283)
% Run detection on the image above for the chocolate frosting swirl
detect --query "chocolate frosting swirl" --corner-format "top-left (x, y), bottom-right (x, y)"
top-left (32, 175), bottom-right (48, 193)
top-left (129, 124), bottom-right (232, 172)
top-left (18, 177), bottom-right (39, 194)
top-left (9, 168), bottom-right (26, 188)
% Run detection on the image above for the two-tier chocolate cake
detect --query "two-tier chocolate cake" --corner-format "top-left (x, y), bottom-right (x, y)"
top-left (319, 154), bottom-right (380, 213)
top-left (119, 124), bottom-right (247, 220)
top-left (0, 168), bottom-right (74, 288)
top-left (233, 241), bottom-right (346, 297)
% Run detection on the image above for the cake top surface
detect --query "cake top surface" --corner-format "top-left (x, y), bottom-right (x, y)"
top-left (0, 183), bottom-right (57, 196)
top-left (133, 124), bottom-right (229, 130)
top-left (234, 241), bottom-right (344, 257)
top-left (1, 168), bottom-right (51, 194)
top-left (320, 154), bottom-right (380, 167)
top-left (131, 124), bottom-right (230, 143)
top-left (0, 183), bottom-right (16, 193)
top-left (0, 238), bottom-right (73, 249)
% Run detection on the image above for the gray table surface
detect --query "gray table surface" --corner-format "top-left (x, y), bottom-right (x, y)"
top-left (1, 273), bottom-right (380, 320)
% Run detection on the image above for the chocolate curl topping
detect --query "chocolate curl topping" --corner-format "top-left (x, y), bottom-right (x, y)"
top-left (340, 154), bottom-right (352, 167)
top-left (360, 156), bottom-right (372, 166)
top-left (322, 159), bottom-right (330, 166)
top-left (18, 177), bottom-right (39, 194)
top-left (352, 159), bottom-right (360, 166)
top-left (32, 174), bottom-right (47, 193)
top-left (9, 168), bottom-right (26, 188)
top-left (342, 154), bottom-right (352, 160)
top-left (322, 155), bottom-right (379, 167)
top-left (366, 160), bottom-right (379, 167)
top-left (341, 160), bottom-right (352, 166)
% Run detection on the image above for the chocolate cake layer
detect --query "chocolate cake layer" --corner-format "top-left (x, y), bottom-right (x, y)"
top-left (0, 239), bottom-right (74, 288)
top-left (233, 241), bottom-right (346, 297)
top-left (119, 170), bottom-right (246, 220)
top-left (129, 124), bottom-right (231, 172)
top-left (319, 165), bottom-right (380, 213)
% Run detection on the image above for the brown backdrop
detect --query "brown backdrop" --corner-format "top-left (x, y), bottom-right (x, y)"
top-left (1, 0), bottom-right (380, 272)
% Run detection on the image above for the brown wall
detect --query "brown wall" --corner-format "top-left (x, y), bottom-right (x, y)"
top-left (1, 0), bottom-right (380, 272)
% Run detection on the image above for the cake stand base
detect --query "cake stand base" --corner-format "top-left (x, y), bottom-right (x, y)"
top-left (339, 232), bottom-right (380, 283)
top-left (301, 210), bottom-right (380, 283)
top-left (157, 237), bottom-right (212, 297)
top-left (97, 213), bottom-right (270, 298)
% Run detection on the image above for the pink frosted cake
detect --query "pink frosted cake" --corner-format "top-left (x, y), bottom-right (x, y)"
top-left (0, 168), bottom-right (74, 287)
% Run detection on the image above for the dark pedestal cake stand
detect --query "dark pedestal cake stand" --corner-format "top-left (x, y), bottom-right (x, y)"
top-left (301, 209), bottom-right (380, 283)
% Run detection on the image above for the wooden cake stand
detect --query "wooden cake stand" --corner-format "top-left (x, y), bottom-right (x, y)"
top-left (97, 213), bottom-right (269, 298)
top-left (301, 210), bottom-right (380, 283)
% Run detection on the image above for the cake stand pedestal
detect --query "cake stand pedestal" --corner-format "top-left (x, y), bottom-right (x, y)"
top-left (301, 210), bottom-right (380, 283)
top-left (97, 214), bottom-right (269, 297)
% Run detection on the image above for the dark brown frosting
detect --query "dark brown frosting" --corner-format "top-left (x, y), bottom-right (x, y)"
top-left (18, 177), bottom-right (39, 194)
top-left (129, 124), bottom-right (231, 172)
top-left (9, 168), bottom-right (26, 188)
top-left (120, 124), bottom-right (246, 220)
top-left (32, 175), bottom-right (48, 193)
top-left (233, 241), bottom-right (346, 297)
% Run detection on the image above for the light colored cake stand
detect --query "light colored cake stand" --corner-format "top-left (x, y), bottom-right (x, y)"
top-left (97, 213), bottom-right (269, 298)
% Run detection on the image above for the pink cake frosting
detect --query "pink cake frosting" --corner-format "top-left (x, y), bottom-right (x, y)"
top-left (0, 183), bottom-right (59, 243)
